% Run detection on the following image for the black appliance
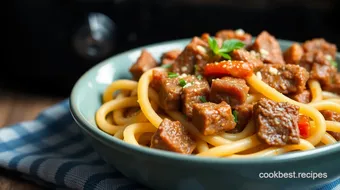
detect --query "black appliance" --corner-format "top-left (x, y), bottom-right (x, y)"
top-left (5, 0), bottom-right (340, 96)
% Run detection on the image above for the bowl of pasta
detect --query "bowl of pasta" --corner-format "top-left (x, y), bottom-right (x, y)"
top-left (70, 29), bottom-right (340, 190)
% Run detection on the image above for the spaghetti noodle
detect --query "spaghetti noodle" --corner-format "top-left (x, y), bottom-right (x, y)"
top-left (95, 29), bottom-right (340, 158)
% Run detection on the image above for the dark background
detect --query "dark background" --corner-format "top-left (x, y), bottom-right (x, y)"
top-left (4, 0), bottom-right (340, 97)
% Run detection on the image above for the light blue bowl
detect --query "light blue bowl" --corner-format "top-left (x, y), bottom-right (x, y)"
top-left (70, 38), bottom-right (340, 190)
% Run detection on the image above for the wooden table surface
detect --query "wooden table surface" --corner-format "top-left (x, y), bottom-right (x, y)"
top-left (0, 89), bottom-right (64, 190)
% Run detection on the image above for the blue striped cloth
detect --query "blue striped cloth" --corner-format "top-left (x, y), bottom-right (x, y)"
top-left (0, 99), bottom-right (339, 190)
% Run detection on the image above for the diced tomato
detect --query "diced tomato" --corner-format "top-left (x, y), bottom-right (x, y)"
top-left (298, 115), bottom-right (310, 139)
top-left (203, 60), bottom-right (253, 78)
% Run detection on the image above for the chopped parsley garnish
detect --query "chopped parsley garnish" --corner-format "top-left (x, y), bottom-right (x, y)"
top-left (208, 37), bottom-right (245, 60)
top-left (168, 72), bottom-right (178, 78)
top-left (331, 60), bottom-right (338, 68)
top-left (197, 75), bottom-right (203, 80)
top-left (199, 96), bottom-right (207, 103)
top-left (325, 55), bottom-right (338, 68)
top-left (179, 79), bottom-right (187, 87)
top-left (161, 64), bottom-right (172, 69)
top-left (232, 110), bottom-right (238, 123)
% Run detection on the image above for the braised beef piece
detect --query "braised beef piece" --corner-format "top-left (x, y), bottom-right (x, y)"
top-left (251, 31), bottom-right (285, 65)
top-left (129, 50), bottom-right (157, 80)
top-left (181, 78), bottom-right (210, 117)
top-left (329, 132), bottom-right (340, 141)
top-left (321, 110), bottom-right (340, 122)
top-left (192, 101), bottom-right (236, 136)
top-left (150, 69), bottom-right (167, 91)
top-left (171, 37), bottom-right (211, 75)
top-left (151, 118), bottom-right (196, 154)
top-left (215, 29), bottom-right (252, 47)
top-left (323, 73), bottom-right (340, 95)
top-left (284, 43), bottom-right (304, 64)
top-left (320, 110), bottom-right (340, 141)
top-left (228, 104), bottom-right (254, 133)
top-left (299, 51), bottom-right (337, 86)
top-left (161, 49), bottom-right (182, 66)
top-left (201, 33), bottom-right (210, 42)
top-left (302, 38), bottom-right (337, 59)
top-left (253, 98), bottom-right (300, 146)
top-left (260, 64), bottom-right (309, 94)
top-left (159, 74), bottom-right (196, 111)
top-left (210, 76), bottom-right (249, 108)
top-left (258, 64), bottom-right (309, 94)
top-left (231, 49), bottom-right (264, 71)
top-left (289, 90), bottom-right (311, 104)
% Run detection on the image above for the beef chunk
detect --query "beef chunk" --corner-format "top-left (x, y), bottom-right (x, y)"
top-left (171, 37), bottom-right (211, 75)
top-left (320, 110), bottom-right (340, 141)
top-left (302, 38), bottom-right (337, 59)
top-left (159, 74), bottom-right (196, 110)
top-left (181, 78), bottom-right (210, 117)
top-left (311, 62), bottom-right (337, 87)
top-left (228, 104), bottom-right (254, 133)
top-left (259, 64), bottom-right (309, 94)
top-left (201, 32), bottom-right (210, 42)
top-left (324, 73), bottom-right (340, 94)
top-left (254, 98), bottom-right (300, 146)
top-left (231, 49), bottom-right (264, 71)
top-left (299, 51), bottom-right (337, 86)
top-left (215, 29), bottom-right (252, 47)
top-left (289, 90), bottom-right (311, 104)
top-left (192, 102), bottom-right (236, 136)
top-left (150, 69), bottom-right (167, 91)
top-left (329, 132), bottom-right (340, 141)
top-left (284, 43), bottom-right (304, 64)
top-left (151, 118), bottom-right (196, 154)
top-left (252, 31), bottom-right (285, 65)
top-left (129, 50), bottom-right (157, 80)
top-left (161, 49), bottom-right (182, 65)
top-left (210, 77), bottom-right (249, 108)
top-left (321, 110), bottom-right (340, 122)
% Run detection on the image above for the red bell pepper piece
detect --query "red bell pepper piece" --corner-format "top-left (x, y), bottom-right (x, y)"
top-left (203, 60), bottom-right (253, 78)
top-left (298, 115), bottom-right (310, 139)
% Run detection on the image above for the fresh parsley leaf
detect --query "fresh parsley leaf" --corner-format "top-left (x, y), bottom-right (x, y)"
top-left (331, 60), bottom-right (338, 68)
top-left (179, 79), bottom-right (187, 87)
top-left (197, 75), bottom-right (203, 80)
top-left (232, 110), bottom-right (238, 123)
top-left (208, 37), bottom-right (219, 55)
top-left (199, 96), bottom-right (207, 103)
top-left (219, 52), bottom-right (232, 60)
top-left (220, 39), bottom-right (245, 53)
top-left (207, 37), bottom-right (245, 60)
top-left (161, 64), bottom-right (172, 69)
top-left (168, 72), bottom-right (178, 78)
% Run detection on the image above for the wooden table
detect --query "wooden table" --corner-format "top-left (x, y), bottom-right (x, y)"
top-left (0, 89), bottom-right (64, 190)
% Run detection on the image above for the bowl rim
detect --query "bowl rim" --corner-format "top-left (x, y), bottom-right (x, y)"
top-left (70, 38), bottom-right (340, 165)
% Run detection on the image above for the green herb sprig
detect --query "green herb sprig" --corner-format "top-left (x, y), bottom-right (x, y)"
top-left (168, 72), bottom-right (178, 78)
top-left (331, 60), bottom-right (338, 68)
top-left (199, 96), bottom-right (207, 103)
top-left (179, 79), bottom-right (186, 87)
top-left (161, 64), bottom-right (172, 69)
top-left (208, 37), bottom-right (245, 59)
top-left (232, 110), bottom-right (238, 123)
